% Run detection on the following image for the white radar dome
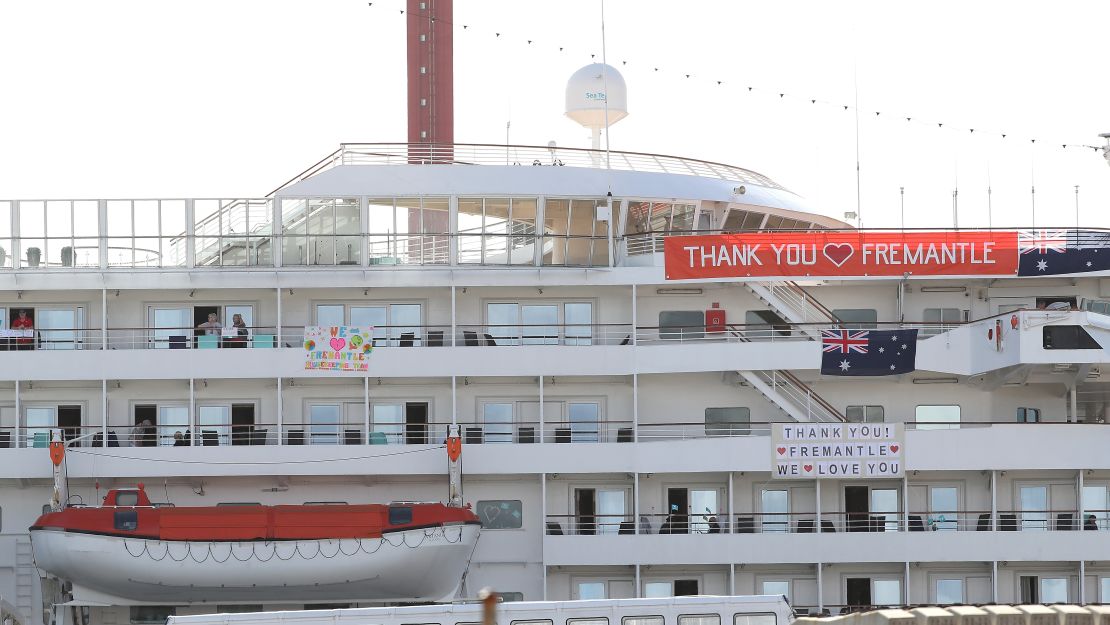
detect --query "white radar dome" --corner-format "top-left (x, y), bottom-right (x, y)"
top-left (565, 63), bottom-right (628, 129)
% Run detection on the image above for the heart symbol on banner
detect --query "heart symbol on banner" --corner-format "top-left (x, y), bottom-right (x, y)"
top-left (803, 464), bottom-right (813, 473)
top-left (890, 444), bottom-right (900, 453)
top-left (330, 337), bottom-right (347, 351)
top-left (822, 243), bottom-right (854, 267)
top-left (776, 447), bottom-right (787, 455)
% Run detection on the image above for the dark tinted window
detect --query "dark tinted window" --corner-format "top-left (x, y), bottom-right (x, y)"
top-left (660, 311), bottom-right (704, 340)
top-left (388, 506), bottom-right (413, 525)
top-left (1043, 326), bottom-right (1101, 349)
top-left (129, 606), bottom-right (175, 624)
top-left (476, 500), bottom-right (523, 529)
top-left (114, 510), bottom-right (138, 531)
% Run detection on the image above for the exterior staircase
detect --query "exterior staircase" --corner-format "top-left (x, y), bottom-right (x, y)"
top-left (14, 538), bottom-right (35, 625)
top-left (738, 369), bottom-right (845, 423)
top-left (743, 280), bottom-right (840, 340)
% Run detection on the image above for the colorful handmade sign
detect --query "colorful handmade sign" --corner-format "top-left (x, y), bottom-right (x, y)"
top-left (304, 326), bottom-right (373, 371)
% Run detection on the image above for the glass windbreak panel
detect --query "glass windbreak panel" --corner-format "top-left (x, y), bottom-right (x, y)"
top-left (761, 489), bottom-right (788, 533)
top-left (690, 489), bottom-right (719, 533)
top-left (873, 580), bottom-right (901, 607)
top-left (19, 201), bottom-right (45, 269)
top-left (483, 403), bottom-right (513, 443)
top-left (659, 310), bottom-right (704, 340)
top-left (1021, 486), bottom-right (1048, 530)
top-left (541, 199), bottom-right (570, 266)
top-left (564, 302), bottom-right (593, 346)
top-left (367, 197), bottom-right (395, 264)
top-left (871, 488), bottom-right (900, 531)
top-left (915, 405), bottom-right (960, 430)
top-left (152, 308), bottom-right (192, 349)
top-left (1083, 485), bottom-right (1108, 529)
top-left (0, 201), bottom-right (12, 268)
top-left (566, 199), bottom-right (601, 266)
top-left (568, 402), bottom-right (599, 442)
top-left (929, 487), bottom-right (958, 531)
top-left (457, 198), bottom-right (484, 264)
top-left (350, 306), bottom-right (387, 345)
top-left (762, 581), bottom-right (790, 599)
top-left (509, 198), bottom-right (538, 266)
top-left (37, 309), bottom-right (77, 350)
top-left (833, 309), bottom-right (878, 329)
top-left (280, 199), bottom-right (309, 266)
top-left (521, 305), bottom-right (558, 345)
top-left (310, 404), bottom-right (341, 445)
top-left (481, 198), bottom-right (510, 265)
top-left (24, 407), bottom-right (54, 448)
top-left (372, 404), bottom-right (403, 444)
top-left (936, 579), bottom-right (963, 604)
top-left (643, 582), bottom-right (671, 598)
top-left (44, 201), bottom-right (74, 268)
top-left (596, 490), bottom-right (626, 535)
top-left (577, 582), bottom-right (606, 600)
top-left (334, 198), bottom-right (360, 265)
top-left (390, 303), bottom-right (421, 346)
top-left (197, 406), bottom-right (230, 446)
top-left (390, 198), bottom-right (418, 264)
top-left (670, 204), bottom-right (696, 232)
top-left (1040, 578), bottom-right (1067, 603)
top-left (159, 406), bottom-right (188, 447)
top-left (421, 198), bottom-right (450, 264)
top-left (705, 407), bottom-right (750, 436)
top-left (846, 405), bottom-right (884, 423)
top-left (487, 303), bottom-right (520, 346)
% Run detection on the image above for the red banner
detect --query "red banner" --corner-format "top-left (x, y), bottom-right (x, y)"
top-left (664, 231), bottom-right (1019, 279)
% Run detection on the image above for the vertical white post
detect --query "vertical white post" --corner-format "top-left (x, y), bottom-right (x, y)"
top-left (185, 199), bottom-right (195, 269)
top-left (991, 560), bottom-right (999, 603)
top-left (101, 379), bottom-right (108, 443)
top-left (1071, 386), bottom-right (1079, 423)
top-left (276, 287), bottom-right (283, 346)
top-left (451, 376), bottom-right (457, 427)
top-left (903, 475), bottom-right (910, 532)
top-left (728, 472), bottom-right (734, 533)
top-left (276, 377), bottom-right (283, 445)
top-left (607, 193), bottom-right (614, 268)
top-left (14, 380), bottom-right (20, 446)
top-left (1079, 469), bottom-right (1086, 532)
top-left (97, 199), bottom-right (108, 269)
top-left (101, 288), bottom-right (108, 350)
top-left (635, 564), bottom-right (641, 599)
top-left (632, 373), bottom-right (639, 442)
top-left (1080, 560), bottom-right (1087, 603)
top-left (541, 472), bottom-right (548, 600)
top-left (188, 378), bottom-right (195, 446)
top-left (904, 561), bottom-right (911, 604)
top-left (991, 470), bottom-right (998, 530)
top-left (450, 285), bottom-right (457, 346)
top-left (634, 472), bottom-right (640, 535)
top-left (539, 374), bottom-right (545, 443)
top-left (816, 478), bottom-right (822, 533)
top-left (364, 377), bottom-right (371, 444)
top-left (817, 563), bottom-right (824, 613)
top-left (448, 195), bottom-right (458, 266)
top-left (729, 563), bottom-right (735, 596)
top-left (631, 284), bottom-right (637, 346)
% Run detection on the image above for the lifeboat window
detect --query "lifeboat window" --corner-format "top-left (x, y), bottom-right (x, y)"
top-left (734, 615), bottom-right (776, 625)
top-left (678, 616), bottom-right (720, 625)
top-left (115, 491), bottom-right (139, 507)
top-left (114, 510), bottom-right (138, 531)
top-left (512, 620), bottom-right (552, 625)
top-left (389, 506), bottom-right (413, 525)
top-left (500, 591), bottom-right (524, 602)
top-left (568, 618), bottom-right (608, 625)
top-left (623, 618), bottom-right (664, 625)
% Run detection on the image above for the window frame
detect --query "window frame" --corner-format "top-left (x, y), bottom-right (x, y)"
top-left (474, 499), bottom-right (524, 530)
top-left (313, 300), bottom-right (426, 346)
top-left (482, 299), bottom-right (597, 346)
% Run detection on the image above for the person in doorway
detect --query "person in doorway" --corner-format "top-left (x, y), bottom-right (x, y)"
top-left (11, 309), bottom-right (34, 350)
top-left (197, 313), bottom-right (222, 335)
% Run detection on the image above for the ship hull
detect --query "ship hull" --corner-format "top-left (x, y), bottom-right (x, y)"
top-left (30, 523), bottom-right (480, 604)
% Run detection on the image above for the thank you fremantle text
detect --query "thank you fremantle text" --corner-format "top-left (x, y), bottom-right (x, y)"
top-left (772, 423), bottom-right (904, 479)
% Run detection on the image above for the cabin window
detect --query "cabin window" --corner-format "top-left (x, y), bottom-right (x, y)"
top-left (705, 407), bottom-right (750, 436)
top-left (388, 506), bottom-right (413, 525)
top-left (833, 308), bottom-right (878, 329)
top-left (660, 310), bottom-right (705, 340)
top-left (1043, 325), bottom-right (1101, 349)
top-left (115, 491), bottom-right (139, 507)
top-left (1016, 407), bottom-right (1041, 423)
top-left (922, 308), bottom-right (964, 336)
top-left (734, 616), bottom-right (776, 625)
top-left (500, 592), bottom-right (524, 602)
top-left (129, 606), bottom-right (176, 624)
top-left (845, 405), bottom-right (884, 423)
top-left (623, 618), bottom-right (664, 625)
top-left (679, 615), bottom-right (720, 625)
top-left (915, 405), bottom-right (960, 430)
top-left (114, 510), bottom-right (138, 531)
top-left (1085, 299), bottom-right (1110, 315)
top-left (475, 500), bottom-right (523, 529)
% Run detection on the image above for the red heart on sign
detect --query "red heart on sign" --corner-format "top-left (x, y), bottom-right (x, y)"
top-left (777, 447), bottom-right (786, 455)
top-left (890, 444), bottom-right (900, 453)
top-left (822, 243), bottom-right (854, 267)
top-left (803, 464), bottom-right (813, 472)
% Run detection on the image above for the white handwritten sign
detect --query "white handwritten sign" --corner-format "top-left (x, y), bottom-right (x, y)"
top-left (772, 423), bottom-right (904, 479)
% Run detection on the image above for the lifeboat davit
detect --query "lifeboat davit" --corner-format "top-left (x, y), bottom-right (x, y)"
top-left (30, 486), bottom-right (482, 604)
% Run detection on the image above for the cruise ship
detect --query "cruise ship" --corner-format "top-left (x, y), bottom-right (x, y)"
top-left (4, 3), bottom-right (1110, 625)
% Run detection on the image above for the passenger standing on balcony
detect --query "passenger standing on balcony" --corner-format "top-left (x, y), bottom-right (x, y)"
top-left (12, 309), bottom-right (33, 350)
top-left (197, 313), bottom-right (222, 336)
top-left (225, 314), bottom-right (248, 348)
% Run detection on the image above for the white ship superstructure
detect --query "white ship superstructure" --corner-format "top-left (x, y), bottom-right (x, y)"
top-left (0, 139), bottom-right (1109, 625)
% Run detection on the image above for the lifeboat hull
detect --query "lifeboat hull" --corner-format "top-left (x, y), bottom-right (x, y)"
top-left (30, 523), bottom-right (480, 604)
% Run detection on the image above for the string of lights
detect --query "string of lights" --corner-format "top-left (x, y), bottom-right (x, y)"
top-left (368, 1), bottom-right (1103, 154)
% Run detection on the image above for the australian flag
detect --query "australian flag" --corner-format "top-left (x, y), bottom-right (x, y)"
top-left (1017, 229), bottom-right (1110, 277)
top-left (820, 329), bottom-right (918, 376)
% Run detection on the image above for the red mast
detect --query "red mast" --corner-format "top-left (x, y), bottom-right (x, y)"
top-left (407, 0), bottom-right (453, 163)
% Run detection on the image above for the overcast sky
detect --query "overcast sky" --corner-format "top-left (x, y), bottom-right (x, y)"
top-left (0, 0), bottom-right (1107, 229)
